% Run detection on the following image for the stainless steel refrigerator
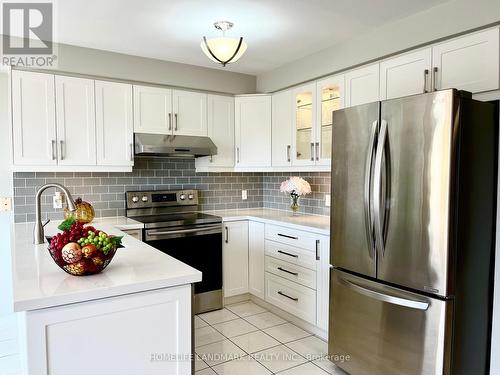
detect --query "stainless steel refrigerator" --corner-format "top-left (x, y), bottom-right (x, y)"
top-left (328, 89), bottom-right (497, 375)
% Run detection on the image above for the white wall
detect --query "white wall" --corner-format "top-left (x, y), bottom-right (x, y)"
top-left (257, 0), bottom-right (500, 92)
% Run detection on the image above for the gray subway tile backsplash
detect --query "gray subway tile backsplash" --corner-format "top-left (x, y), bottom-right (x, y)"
top-left (12, 158), bottom-right (331, 223)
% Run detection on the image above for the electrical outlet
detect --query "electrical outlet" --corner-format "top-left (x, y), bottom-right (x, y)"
top-left (325, 194), bottom-right (331, 207)
top-left (0, 197), bottom-right (12, 212)
top-left (241, 190), bottom-right (248, 200)
top-left (53, 192), bottom-right (63, 209)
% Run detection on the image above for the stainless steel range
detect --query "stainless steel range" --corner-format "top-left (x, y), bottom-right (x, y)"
top-left (126, 189), bottom-right (223, 314)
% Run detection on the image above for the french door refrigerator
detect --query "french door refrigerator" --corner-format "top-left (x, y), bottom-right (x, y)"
top-left (329, 90), bottom-right (497, 375)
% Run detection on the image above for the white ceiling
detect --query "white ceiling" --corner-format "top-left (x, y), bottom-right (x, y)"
top-left (49, 0), bottom-right (449, 75)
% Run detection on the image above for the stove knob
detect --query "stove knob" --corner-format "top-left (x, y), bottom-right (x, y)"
top-left (179, 194), bottom-right (186, 201)
top-left (188, 193), bottom-right (194, 200)
top-left (131, 196), bottom-right (139, 203)
top-left (141, 195), bottom-right (148, 202)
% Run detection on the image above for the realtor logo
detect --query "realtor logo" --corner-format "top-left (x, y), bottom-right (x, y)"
top-left (1, 1), bottom-right (57, 67)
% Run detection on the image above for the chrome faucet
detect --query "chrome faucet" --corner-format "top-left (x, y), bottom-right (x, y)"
top-left (33, 183), bottom-right (77, 245)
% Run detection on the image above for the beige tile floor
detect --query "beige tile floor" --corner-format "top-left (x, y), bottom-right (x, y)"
top-left (195, 301), bottom-right (347, 375)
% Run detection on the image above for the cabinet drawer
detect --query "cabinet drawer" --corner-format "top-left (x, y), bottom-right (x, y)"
top-left (265, 272), bottom-right (316, 324)
top-left (265, 256), bottom-right (316, 289)
top-left (265, 224), bottom-right (319, 252)
top-left (265, 240), bottom-right (317, 270)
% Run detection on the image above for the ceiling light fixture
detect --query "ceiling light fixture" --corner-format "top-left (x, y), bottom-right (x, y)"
top-left (201, 21), bottom-right (247, 67)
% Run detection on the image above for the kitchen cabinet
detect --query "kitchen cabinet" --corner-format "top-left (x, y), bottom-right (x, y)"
top-left (272, 90), bottom-right (293, 167)
top-left (11, 70), bottom-right (56, 166)
top-left (380, 48), bottom-right (432, 100)
top-left (172, 90), bottom-right (208, 136)
top-left (316, 74), bottom-right (344, 164)
top-left (133, 85), bottom-right (172, 134)
top-left (55, 76), bottom-right (96, 166)
top-left (292, 83), bottom-right (317, 166)
top-left (345, 63), bottom-right (380, 107)
top-left (234, 95), bottom-right (272, 168)
top-left (223, 221), bottom-right (249, 297)
top-left (248, 221), bottom-right (265, 300)
top-left (196, 94), bottom-right (235, 169)
top-left (432, 27), bottom-right (499, 93)
top-left (95, 80), bottom-right (134, 167)
top-left (315, 234), bottom-right (330, 332)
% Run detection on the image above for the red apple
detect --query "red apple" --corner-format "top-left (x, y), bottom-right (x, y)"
top-left (81, 244), bottom-right (97, 259)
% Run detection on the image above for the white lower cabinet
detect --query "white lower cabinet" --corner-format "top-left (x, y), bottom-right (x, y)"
top-left (223, 221), bottom-right (249, 297)
top-left (249, 221), bottom-right (265, 299)
top-left (20, 285), bottom-right (192, 375)
top-left (315, 234), bottom-right (331, 332)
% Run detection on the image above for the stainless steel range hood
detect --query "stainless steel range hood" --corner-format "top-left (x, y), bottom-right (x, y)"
top-left (134, 133), bottom-right (217, 158)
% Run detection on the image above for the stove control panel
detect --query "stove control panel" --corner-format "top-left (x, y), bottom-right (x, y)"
top-left (126, 190), bottom-right (198, 208)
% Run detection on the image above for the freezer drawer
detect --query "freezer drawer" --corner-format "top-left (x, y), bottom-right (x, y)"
top-left (329, 269), bottom-right (452, 375)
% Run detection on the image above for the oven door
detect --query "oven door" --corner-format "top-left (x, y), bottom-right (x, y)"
top-left (145, 224), bottom-right (223, 313)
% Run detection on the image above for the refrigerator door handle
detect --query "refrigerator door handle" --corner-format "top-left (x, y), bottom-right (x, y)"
top-left (373, 119), bottom-right (388, 256)
top-left (341, 277), bottom-right (430, 311)
top-left (364, 120), bottom-right (378, 259)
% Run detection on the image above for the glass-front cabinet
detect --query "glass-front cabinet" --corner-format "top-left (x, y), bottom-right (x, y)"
top-left (292, 83), bottom-right (317, 166)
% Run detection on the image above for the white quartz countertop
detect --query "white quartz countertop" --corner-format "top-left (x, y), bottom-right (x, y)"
top-left (10, 218), bottom-right (201, 312)
top-left (204, 208), bottom-right (330, 235)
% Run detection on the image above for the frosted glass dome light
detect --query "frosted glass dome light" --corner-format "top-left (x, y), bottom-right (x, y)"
top-left (201, 21), bottom-right (247, 67)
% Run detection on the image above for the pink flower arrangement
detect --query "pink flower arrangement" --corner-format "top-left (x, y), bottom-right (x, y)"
top-left (280, 176), bottom-right (312, 197)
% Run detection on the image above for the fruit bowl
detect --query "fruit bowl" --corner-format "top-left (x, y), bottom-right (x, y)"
top-left (46, 218), bottom-right (123, 276)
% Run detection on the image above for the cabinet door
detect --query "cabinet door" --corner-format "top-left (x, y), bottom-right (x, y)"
top-left (223, 221), bottom-right (249, 297)
top-left (133, 85), bottom-right (172, 134)
top-left (235, 96), bottom-right (272, 168)
top-left (380, 48), bottom-right (432, 100)
top-left (248, 221), bottom-right (265, 299)
top-left (345, 63), bottom-right (380, 107)
top-left (432, 27), bottom-right (499, 93)
top-left (272, 90), bottom-right (293, 167)
top-left (316, 74), bottom-right (344, 165)
top-left (292, 83), bottom-right (317, 166)
top-left (12, 70), bottom-right (56, 165)
top-left (207, 94), bottom-right (234, 166)
top-left (55, 76), bottom-right (96, 166)
top-left (316, 234), bottom-right (330, 333)
top-left (95, 81), bottom-right (134, 166)
top-left (172, 90), bottom-right (208, 136)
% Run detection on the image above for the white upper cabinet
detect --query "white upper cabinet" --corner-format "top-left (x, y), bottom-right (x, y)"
top-left (172, 90), bottom-right (208, 136)
top-left (55, 76), bottom-right (96, 166)
top-left (432, 27), bottom-right (500, 93)
top-left (316, 74), bottom-right (344, 165)
top-left (133, 85), bottom-right (172, 134)
top-left (272, 90), bottom-right (293, 167)
top-left (235, 95), bottom-right (272, 168)
top-left (223, 221), bottom-right (249, 298)
top-left (95, 81), bottom-right (134, 166)
top-left (12, 70), bottom-right (56, 166)
top-left (380, 48), bottom-right (432, 100)
top-left (345, 63), bottom-right (380, 107)
top-left (292, 83), bottom-right (317, 166)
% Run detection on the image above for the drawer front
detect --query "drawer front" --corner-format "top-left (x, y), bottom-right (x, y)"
top-left (265, 256), bottom-right (316, 289)
top-left (265, 272), bottom-right (316, 324)
top-left (265, 224), bottom-right (319, 252)
top-left (265, 240), bottom-right (317, 270)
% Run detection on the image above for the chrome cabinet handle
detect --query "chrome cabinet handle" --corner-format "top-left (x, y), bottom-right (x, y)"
top-left (236, 147), bottom-right (240, 164)
top-left (278, 233), bottom-right (298, 240)
top-left (168, 113), bottom-right (172, 131)
top-left (287, 145), bottom-right (291, 163)
top-left (341, 278), bottom-right (429, 310)
top-left (364, 120), bottom-right (378, 259)
top-left (174, 113), bottom-right (178, 131)
top-left (373, 119), bottom-right (388, 257)
top-left (277, 249), bottom-right (298, 258)
top-left (130, 143), bottom-right (134, 161)
top-left (315, 142), bottom-right (320, 161)
top-left (432, 67), bottom-right (438, 91)
top-left (59, 140), bottom-right (64, 160)
top-left (315, 239), bottom-right (320, 261)
top-left (51, 140), bottom-right (56, 160)
top-left (423, 69), bottom-right (429, 93)
top-left (278, 291), bottom-right (298, 302)
top-left (225, 226), bottom-right (229, 243)
top-left (277, 267), bottom-right (299, 276)
top-left (310, 142), bottom-right (314, 161)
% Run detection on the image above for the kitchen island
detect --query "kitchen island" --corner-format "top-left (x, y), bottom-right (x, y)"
top-left (8, 218), bottom-right (201, 375)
